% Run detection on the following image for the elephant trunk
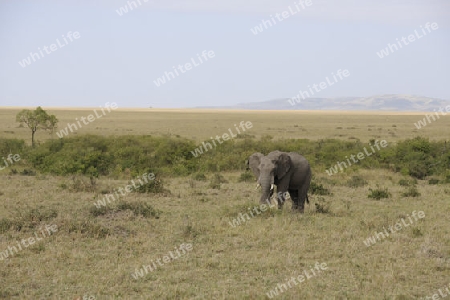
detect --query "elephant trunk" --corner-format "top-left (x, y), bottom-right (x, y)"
top-left (259, 176), bottom-right (274, 204)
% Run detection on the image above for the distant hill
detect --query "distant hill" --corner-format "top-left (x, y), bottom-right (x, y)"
top-left (197, 95), bottom-right (450, 112)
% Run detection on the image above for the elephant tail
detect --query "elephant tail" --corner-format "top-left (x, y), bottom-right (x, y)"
top-left (306, 194), bottom-right (309, 204)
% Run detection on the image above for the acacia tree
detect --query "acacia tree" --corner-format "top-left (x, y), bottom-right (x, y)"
top-left (16, 106), bottom-right (58, 147)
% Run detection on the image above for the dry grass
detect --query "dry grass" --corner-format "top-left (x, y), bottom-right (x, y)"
top-left (1, 107), bottom-right (450, 144)
top-left (0, 172), bottom-right (449, 299)
top-left (0, 108), bottom-right (449, 299)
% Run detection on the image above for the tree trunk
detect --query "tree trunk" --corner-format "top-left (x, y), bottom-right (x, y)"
top-left (31, 130), bottom-right (36, 147)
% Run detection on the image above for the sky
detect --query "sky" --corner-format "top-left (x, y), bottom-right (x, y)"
top-left (0, 0), bottom-right (449, 108)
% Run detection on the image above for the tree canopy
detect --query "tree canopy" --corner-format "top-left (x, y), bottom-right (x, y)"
top-left (16, 106), bottom-right (58, 147)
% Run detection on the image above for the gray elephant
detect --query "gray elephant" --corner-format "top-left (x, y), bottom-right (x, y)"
top-left (247, 151), bottom-right (311, 212)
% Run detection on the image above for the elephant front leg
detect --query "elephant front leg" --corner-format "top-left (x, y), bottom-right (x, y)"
top-left (276, 189), bottom-right (289, 209)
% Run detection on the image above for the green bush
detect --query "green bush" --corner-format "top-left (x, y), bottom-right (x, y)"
top-left (445, 171), bottom-right (450, 184)
top-left (134, 176), bottom-right (167, 194)
top-left (310, 182), bottom-right (331, 195)
top-left (209, 173), bottom-right (228, 190)
top-left (238, 171), bottom-right (254, 183)
top-left (27, 135), bottom-right (196, 176)
top-left (89, 205), bottom-right (111, 217)
top-left (402, 186), bottom-right (421, 197)
top-left (407, 157), bottom-right (433, 179)
top-left (0, 138), bottom-right (26, 156)
top-left (90, 200), bottom-right (161, 219)
top-left (19, 169), bottom-right (36, 176)
top-left (116, 201), bottom-right (161, 218)
top-left (192, 172), bottom-right (207, 181)
top-left (368, 187), bottom-right (391, 200)
top-left (69, 176), bottom-right (97, 193)
top-left (428, 178), bottom-right (440, 185)
top-left (5, 134), bottom-right (448, 179)
top-left (412, 227), bottom-right (423, 237)
top-left (390, 137), bottom-right (446, 179)
top-left (314, 197), bottom-right (331, 214)
top-left (20, 207), bottom-right (58, 223)
top-left (10, 206), bottom-right (58, 231)
top-left (0, 218), bottom-right (13, 234)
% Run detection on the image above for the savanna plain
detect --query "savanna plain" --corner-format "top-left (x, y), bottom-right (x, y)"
top-left (0, 107), bottom-right (449, 299)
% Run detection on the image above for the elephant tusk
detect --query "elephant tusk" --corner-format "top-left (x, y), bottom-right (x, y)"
top-left (256, 183), bottom-right (261, 190)
top-left (270, 184), bottom-right (274, 191)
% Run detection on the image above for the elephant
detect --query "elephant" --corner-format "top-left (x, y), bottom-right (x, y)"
top-left (247, 151), bottom-right (311, 212)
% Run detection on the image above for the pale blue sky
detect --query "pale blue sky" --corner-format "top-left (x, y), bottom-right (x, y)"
top-left (0, 0), bottom-right (449, 108)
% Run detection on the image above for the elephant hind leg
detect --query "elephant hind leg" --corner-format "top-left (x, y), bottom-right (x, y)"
top-left (289, 189), bottom-right (299, 210)
top-left (298, 188), bottom-right (309, 213)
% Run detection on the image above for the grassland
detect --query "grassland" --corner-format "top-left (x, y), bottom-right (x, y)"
top-left (1, 107), bottom-right (449, 144)
top-left (0, 108), bottom-right (449, 299)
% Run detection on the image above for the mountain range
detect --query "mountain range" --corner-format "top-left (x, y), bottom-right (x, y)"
top-left (197, 95), bottom-right (450, 112)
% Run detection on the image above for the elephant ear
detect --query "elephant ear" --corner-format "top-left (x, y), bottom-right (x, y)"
top-left (248, 152), bottom-right (264, 180)
top-left (275, 152), bottom-right (291, 178)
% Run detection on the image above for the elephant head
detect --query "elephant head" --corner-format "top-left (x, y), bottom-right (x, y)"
top-left (247, 151), bottom-right (291, 204)
top-left (247, 151), bottom-right (311, 212)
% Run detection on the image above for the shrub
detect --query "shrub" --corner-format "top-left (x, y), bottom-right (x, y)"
top-left (391, 137), bottom-right (443, 179)
top-left (0, 218), bottom-right (13, 234)
top-left (314, 197), bottom-right (331, 214)
top-left (20, 207), bottom-right (58, 223)
top-left (445, 173), bottom-right (450, 184)
top-left (368, 186), bottom-right (391, 200)
top-left (90, 200), bottom-right (161, 219)
top-left (19, 169), bottom-right (36, 176)
top-left (89, 205), bottom-right (111, 217)
top-left (238, 171), bottom-right (254, 183)
top-left (66, 220), bottom-right (110, 238)
top-left (7, 134), bottom-right (450, 179)
top-left (0, 139), bottom-right (26, 159)
top-left (192, 172), bottom-right (207, 181)
top-left (69, 176), bottom-right (97, 193)
top-left (116, 201), bottom-right (161, 218)
top-left (412, 227), bottom-right (423, 237)
top-left (209, 173), bottom-right (228, 190)
top-left (134, 176), bottom-right (167, 194)
top-left (28, 135), bottom-right (196, 176)
top-left (310, 182), bottom-right (331, 195)
top-left (11, 206), bottom-right (58, 231)
top-left (428, 178), bottom-right (440, 185)
top-left (402, 186), bottom-right (421, 197)
top-left (408, 159), bottom-right (432, 180)
top-left (346, 175), bottom-right (367, 188)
